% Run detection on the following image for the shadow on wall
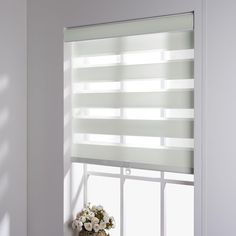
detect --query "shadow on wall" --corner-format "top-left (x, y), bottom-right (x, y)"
top-left (0, 74), bottom-right (10, 235)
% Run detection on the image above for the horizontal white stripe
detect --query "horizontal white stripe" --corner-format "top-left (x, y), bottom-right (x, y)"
top-left (71, 143), bottom-right (193, 173)
top-left (71, 31), bottom-right (193, 56)
top-left (72, 90), bottom-right (194, 108)
top-left (72, 79), bottom-right (194, 93)
top-left (72, 108), bottom-right (194, 119)
top-left (73, 134), bottom-right (194, 149)
top-left (72, 61), bottom-right (194, 82)
top-left (72, 118), bottom-right (193, 138)
top-left (72, 49), bottom-right (194, 68)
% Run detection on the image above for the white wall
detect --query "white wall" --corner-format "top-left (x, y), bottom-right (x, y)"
top-left (27, 0), bottom-right (236, 236)
top-left (205, 1), bottom-right (236, 235)
top-left (0, 0), bottom-right (27, 235)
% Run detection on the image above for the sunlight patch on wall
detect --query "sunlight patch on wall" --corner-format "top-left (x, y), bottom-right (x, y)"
top-left (0, 75), bottom-right (9, 93)
top-left (0, 213), bottom-right (10, 236)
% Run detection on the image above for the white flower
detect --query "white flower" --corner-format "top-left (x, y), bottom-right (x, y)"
top-left (103, 214), bottom-right (109, 223)
top-left (112, 221), bottom-right (116, 229)
top-left (72, 220), bottom-right (82, 231)
top-left (97, 205), bottom-right (103, 211)
top-left (80, 216), bottom-right (86, 223)
top-left (89, 212), bottom-right (95, 218)
top-left (91, 217), bottom-right (99, 225)
top-left (72, 221), bottom-right (77, 230)
top-left (99, 221), bottom-right (106, 230)
top-left (84, 222), bottom-right (93, 232)
top-left (78, 222), bottom-right (83, 231)
top-left (72, 205), bottom-right (115, 233)
top-left (93, 223), bottom-right (100, 232)
top-left (86, 202), bottom-right (91, 208)
top-left (110, 216), bottom-right (115, 228)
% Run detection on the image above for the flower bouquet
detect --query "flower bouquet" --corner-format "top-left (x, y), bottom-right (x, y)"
top-left (72, 203), bottom-right (115, 236)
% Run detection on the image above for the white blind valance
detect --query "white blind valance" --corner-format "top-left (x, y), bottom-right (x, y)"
top-left (65, 13), bottom-right (194, 173)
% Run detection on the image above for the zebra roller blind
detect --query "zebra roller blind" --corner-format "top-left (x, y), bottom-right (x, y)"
top-left (65, 13), bottom-right (194, 173)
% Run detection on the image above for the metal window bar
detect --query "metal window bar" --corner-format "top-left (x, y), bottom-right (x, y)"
top-left (86, 170), bottom-right (193, 186)
top-left (120, 167), bottom-right (125, 236)
top-left (160, 171), bottom-right (166, 236)
top-left (83, 164), bottom-right (88, 205)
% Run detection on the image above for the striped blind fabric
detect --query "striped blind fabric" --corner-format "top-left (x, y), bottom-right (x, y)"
top-left (65, 13), bottom-right (194, 173)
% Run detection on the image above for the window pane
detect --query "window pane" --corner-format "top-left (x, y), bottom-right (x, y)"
top-left (165, 79), bottom-right (194, 89)
top-left (87, 176), bottom-right (120, 236)
top-left (165, 184), bottom-right (194, 236)
top-left (124, 179), bottom-right (160, 236)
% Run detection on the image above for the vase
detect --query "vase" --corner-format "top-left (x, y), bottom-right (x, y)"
top-left (79, 230), bottom-right (108, 236)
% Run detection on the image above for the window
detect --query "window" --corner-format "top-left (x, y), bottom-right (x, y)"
top-left (64, 12), bottom-right (194, 236)
top-left (71, 163), bottom-right (194, 236)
